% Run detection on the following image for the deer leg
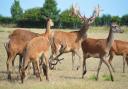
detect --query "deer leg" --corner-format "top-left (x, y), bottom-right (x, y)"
top-left (6, 53), bottom-right (16, 80)
top-left (96, 59), bottom-right (102, 81)
top-left (44, 52), bottom-right (49, 81)
top-left (39, 56), bottom-right (44, 74)
top-left (125, 56), bottom-right (128, 66)
top-left (19, 55), bottom-right (23, 73)
top-left (123, 54), bottom-right (126, 73)
top-left (72, 52), bottom-right (75, 70)
top-left (12, 57), bottom-right (16, 73)
top-left (35, 59), bottom-right (42, 81)
top-left (82, 55), bottom-right (87, 79)
top-left (108, 53), bottom-right (115, 72)
top-left (21, 58), bottom-right (30, 83)
top-left (102, 58), bottom-right (114, 81)
top-left (75, 51), bottom-right (81, 70)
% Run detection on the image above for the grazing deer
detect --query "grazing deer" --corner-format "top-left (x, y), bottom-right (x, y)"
top-left (20, 18), bottom-right (53, 83)
top-left (5, 29), bottom-right (41, 80)
top-left (49, 4), bottom-right (101, 70)
top-left (81, 23), bottom-right (123, 81)
top-left (109, 40), bottom-right (128, 73)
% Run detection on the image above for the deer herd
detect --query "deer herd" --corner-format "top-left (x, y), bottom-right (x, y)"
top-left (3, 4), bottom-right (128, 83)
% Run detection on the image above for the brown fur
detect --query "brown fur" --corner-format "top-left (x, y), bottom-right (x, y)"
top-left (50, 5), bottom-right (100, 70)
top-left (109, 40), bottom-right (128, 73)
top-left (21, 36), bottom-right (50, 83)
top-left (5, 29), bottom-right (42, 80)
top-left (20, 18), bottom-right (53, 83)
top-left (81, 23), bottom-right (123, 81)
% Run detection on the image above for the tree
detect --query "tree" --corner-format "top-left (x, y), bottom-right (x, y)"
top-left (11, 0), bottom-right (23, 22)
top-left (60, 9), bottom-right (81, 28)
top-left (22, 7), bottom-right (42, 21)
top-left (121, 14), bottom-right (128, 26)
top-left (100, 14), bottom-right (111, 26)
top-left (41, 0), bottom-right (60, 26)
top-left (111, 16), bottom-right (121, 25)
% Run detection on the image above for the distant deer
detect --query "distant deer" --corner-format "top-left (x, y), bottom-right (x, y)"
top-left (5, 29), bottom-right (41, 80)
top-left (20, 18), bottom-right (54, 83)
top-left (109, 40), bottom-right (128, 73)
top-left (49, 4), bottom-right (101, 70)
top-left (81, 23), bottom-right (123, 81)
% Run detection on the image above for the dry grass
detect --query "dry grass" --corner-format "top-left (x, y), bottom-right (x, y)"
top-left (0, 27), bottom-right (128, 89)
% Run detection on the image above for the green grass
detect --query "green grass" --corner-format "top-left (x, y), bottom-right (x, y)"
top-left (88, 74), bottom-right (97, 81)
top-left (102, 74), bottom-right (112, 81)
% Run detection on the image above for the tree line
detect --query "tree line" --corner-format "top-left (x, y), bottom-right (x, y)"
top-left (0, 0), bottom-right (128, 28)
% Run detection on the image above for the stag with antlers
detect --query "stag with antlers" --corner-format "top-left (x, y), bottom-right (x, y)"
top-left (49, 4), bottom-right (101, 70)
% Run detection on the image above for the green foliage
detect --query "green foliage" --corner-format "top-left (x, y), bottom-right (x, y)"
top-left (102, 74), bottom-right (111, 81)
top-left (22, 7), bottom-right (42, 21)
top-left (0, 15), bottom-right (13, 24)
top-left (121, 14), bottom-right (128, 26)
top-left (11, 0), bottom-right (23, 22)
top-left (88, 74), bottom-right (97, 81)
top-left (94, 14), bottom-right (127, 26)
top-left (2, 0), bottom-right (128, 28)
top-left (17, 7), bottom-right (46, 28)
top-left (59, 9), bottom-right (81, 28)
top-left (111, 16), bottom-right (121, 24)
top-left (42, 0), bottom-right (60, 21)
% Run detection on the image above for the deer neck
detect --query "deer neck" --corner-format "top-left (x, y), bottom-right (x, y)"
top-left (45, 23), bottom-right (51, 34)
top-left (79, 25), bottom-right (89, 39)
top-left (106, 27), bottom-right (114, 50)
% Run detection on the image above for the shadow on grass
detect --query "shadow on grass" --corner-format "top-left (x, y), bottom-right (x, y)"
top-left (0, 70), bottom-right (21, 83)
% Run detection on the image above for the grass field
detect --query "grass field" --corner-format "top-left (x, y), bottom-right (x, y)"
top-left (0, 27), bottom-right (128, 89)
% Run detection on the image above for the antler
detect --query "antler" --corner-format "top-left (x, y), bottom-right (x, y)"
top-left (71, 3), bottom-right (87, 22)
top-left (88, 4), bottom-right (101, 24)
top-left (71, 4), bottom-right (101, 24)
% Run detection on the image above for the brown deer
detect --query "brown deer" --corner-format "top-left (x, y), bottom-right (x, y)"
top-left (49, 4), bottom-right (101, 70)
top-left (81, 23), bottom-right (123, 81)
top-left (109, 40), bottom-right (128, 73)
top-left (5, 29), bottom-right (42, 80)
top-left (20, 18), bottom-right (54, 83)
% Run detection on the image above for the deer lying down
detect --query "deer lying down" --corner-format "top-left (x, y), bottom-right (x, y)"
top-left (109, 40), bottom-right (128, 73)
top-left (81, 23), bottom-right (123, 81)
top-left (5, 29), bottom-right (41, 80)
top-left (20, 18), bottom-right (53, 83)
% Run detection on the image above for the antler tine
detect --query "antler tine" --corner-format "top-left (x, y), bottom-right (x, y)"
top-left (71, 3), bottom-right (78, 17)
top-left (71, 3), bottom-right (87, 22)
top-left (88, 4), bottom-right (101, 24)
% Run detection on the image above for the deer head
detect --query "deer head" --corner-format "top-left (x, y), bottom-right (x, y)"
top-left (46, 18), bottom-right (54, 27)
top-left (71, 4), bottom-right (101, 25)
top-left (111, 23), bottom-right (124, 33)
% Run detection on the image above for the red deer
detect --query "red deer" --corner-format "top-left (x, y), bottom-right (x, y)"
top-left (81, 23), bottom-right (123, 81)
top-left (5, 29), bottom-right (41, 80)
top-left (20, 18), bottom-right (54, 83)
top-left (109, 40), bottom-right (128, 73)
top-left (49, 4), bottom-right (101, 70)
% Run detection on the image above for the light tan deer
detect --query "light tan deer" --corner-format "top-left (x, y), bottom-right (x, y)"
top-left (20, 18), bottom-right (54, 83)
top-left (49, 4), bottom-right (101, 70)
top-left (5, 29), bottom-right (41, 80)
top-left (109, 40), bottom-right (128, 73)
top-left (81, 23), bottom-right (123, 81)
